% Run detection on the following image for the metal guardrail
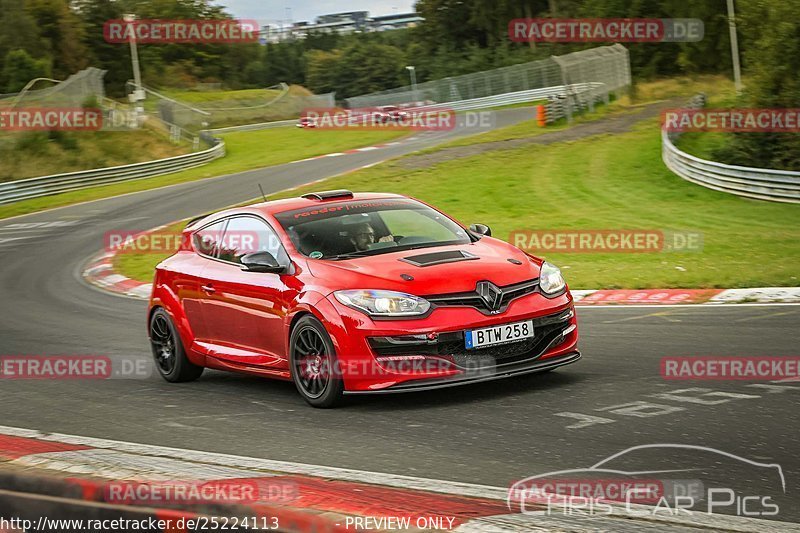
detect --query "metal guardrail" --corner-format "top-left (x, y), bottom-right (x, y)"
top-left (209, 84), bottom-right (606, 133)
top-left (662, 93), bottom-right (800, 204)
top-left (208, 83), bottom-right (606, 132)
top-left (0, 81), bottom-right (603, 206)
top-left (543, 83), bottom-right (608, 123)
top-left (421, 83), bottom-right (603, 112)
top-left (207, 119), bottom-right (295, 134)
top-left (0, 138), bottom-right (225, 205)
top-left (662, 132), bottom-right (800, 203)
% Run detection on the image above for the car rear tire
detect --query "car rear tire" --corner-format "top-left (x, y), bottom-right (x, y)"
top-left (150, 308), bottom-right (204, 383)
top-left (289, 315), bottom-right (344, 408)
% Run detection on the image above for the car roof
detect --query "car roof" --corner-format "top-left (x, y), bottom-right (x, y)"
top-left (186, 192), bottom-right (410, 229)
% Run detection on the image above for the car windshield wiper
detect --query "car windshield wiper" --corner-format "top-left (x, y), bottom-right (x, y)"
top-left (404, 242), bottom-right (446, 251)
top-left (326, 250), bottom-right (375, 260)
top-left (327, 241), bottom-right (465, 260)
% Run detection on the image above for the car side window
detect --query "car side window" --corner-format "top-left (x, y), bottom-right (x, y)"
top-left (192, 220), bottom-right (227, 258)
top-left (218, 216), bottom-right (289, 266)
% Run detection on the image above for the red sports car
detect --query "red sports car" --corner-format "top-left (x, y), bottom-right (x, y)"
top-left (148, 191), bottom-right (580, 407)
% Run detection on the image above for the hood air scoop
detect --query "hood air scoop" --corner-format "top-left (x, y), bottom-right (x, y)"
top-left (399, 250), bottom-right (478, 267)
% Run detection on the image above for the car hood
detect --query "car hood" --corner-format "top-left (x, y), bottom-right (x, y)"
top-left (306, 237), bottom-right (542, 296)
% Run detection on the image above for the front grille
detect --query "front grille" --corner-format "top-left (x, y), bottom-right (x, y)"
top-left (368, 308), bottom-right (574, 368)
top-left (440, 337), bottom-right (538, 367)
top-left (426, 278), bottom-right (540, 314)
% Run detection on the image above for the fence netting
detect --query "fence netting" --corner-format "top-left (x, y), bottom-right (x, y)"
top-left (345, 44), bottom-right (631, 111)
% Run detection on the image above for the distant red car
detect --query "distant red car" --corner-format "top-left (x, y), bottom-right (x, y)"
top-left (148, 191), bottom-right (580, 407)
top-left (296, 117), bottom-right (317, 128)
top-left (378, 105), bottom-right (409, 122)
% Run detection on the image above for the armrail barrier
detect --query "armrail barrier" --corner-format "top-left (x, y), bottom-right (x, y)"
top-left (0, 137), bottom-right (224, 205)
top-left (422, 83), bottom-right (604, 113)
top-left (0, 44), bottom-right (631, 205)
top-left (662, 94), bottom-right (800, 204)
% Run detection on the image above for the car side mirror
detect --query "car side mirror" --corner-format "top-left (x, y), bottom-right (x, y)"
top-left (469, 223), bottom-right (492, 237)
top-left (241, 252), bottom-right (284, 273)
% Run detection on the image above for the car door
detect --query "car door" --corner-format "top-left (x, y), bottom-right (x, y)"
top-left (198, 215), bottom-right (292, 368)
top-left (179, 219), bottom-right (228, 344)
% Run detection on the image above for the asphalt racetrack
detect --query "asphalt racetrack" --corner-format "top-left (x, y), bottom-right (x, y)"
top-left (0, 108), bottom-right (797, 523)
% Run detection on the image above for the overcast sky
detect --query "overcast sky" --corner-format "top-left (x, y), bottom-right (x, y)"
top-left (212, 0), bottom-right (417, 24)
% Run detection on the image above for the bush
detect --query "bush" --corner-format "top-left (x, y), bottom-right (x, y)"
top-left (49, 130), bottom-right (78, 151)
top-left (15, 132), bottom-right (49, 153)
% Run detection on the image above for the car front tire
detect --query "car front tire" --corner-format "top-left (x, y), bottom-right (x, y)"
top-left (289, 315), bottom-right (344, 408)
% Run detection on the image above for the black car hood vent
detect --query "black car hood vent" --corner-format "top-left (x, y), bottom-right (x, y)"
top-left (399, 250), bottom-right (479, 267)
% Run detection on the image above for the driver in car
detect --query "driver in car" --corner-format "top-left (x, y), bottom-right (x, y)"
top-left (350, 222), bottom-right (394, 251)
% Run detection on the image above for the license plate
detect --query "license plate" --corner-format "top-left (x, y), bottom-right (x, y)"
top-left (464, 320), bottom-right (534, 350)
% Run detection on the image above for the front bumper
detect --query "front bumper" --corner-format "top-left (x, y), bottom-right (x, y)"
top-left (323, 290), bottom-right (580, 392)
top-left (344, 351), bottom-right (581, 394)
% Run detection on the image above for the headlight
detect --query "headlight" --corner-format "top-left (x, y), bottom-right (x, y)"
top-left (539, 262), bottom-right (566, 295)
top-left (334, 290), bottom-right (431, 317)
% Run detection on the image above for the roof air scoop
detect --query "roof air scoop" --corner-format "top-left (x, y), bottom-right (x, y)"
top-left (301, 190), bottom-right (354, 201)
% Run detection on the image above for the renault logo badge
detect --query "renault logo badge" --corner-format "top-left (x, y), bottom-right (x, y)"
top-left (476, 281), bottom-right (503, 311)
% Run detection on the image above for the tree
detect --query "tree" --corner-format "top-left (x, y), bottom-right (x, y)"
top-left (263, 42), bottom-right (305, 86)
top-left (1, 49), bottom-right (51, 92)
top-left (713, 0), bottom-right (800, 170)
top-left (332, 42), bottom-right (405, 98)
top-left (305, 49), bottom-right (342, 94)
top-left (73, 0), bottom-right (128, 95)
top-left (0, 0), bottom-right (44, 79)
top-left (25, 0), bottom-right (90, 79)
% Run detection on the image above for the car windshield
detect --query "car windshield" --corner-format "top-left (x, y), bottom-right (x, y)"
top-left (274, 199), bottom-right (472, 259)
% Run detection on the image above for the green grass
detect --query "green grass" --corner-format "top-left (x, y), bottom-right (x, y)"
top-left (118, 116), bottom-right (800, 288)
top-left (436, 75), bottom-right (737, 152)
top-left (0, 129), bottom-right (191, 181)
top-left (115, 220), bottom-right (186, 283)
top-left (672, 91), bottom-right (739, 161)
top-left (157, 88), bottom-right (284, 104)
top-left (270, 121), bottom-right (800, 289)
top-left (114, 75), bottom-right (799, 290)
top-left (628, 74), bottom-right (737, 102)
top-left (674, 131), bottom-right (733, 160)
top-left (143, 85), bottom-right (315, 127)
top-left (0, 127), bottom-right (407, 220)
top-left (429, 100), bottom-right (633, 151)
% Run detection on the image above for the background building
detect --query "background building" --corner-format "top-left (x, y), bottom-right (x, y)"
top-left (259, 10), bottom-right (422, 43)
